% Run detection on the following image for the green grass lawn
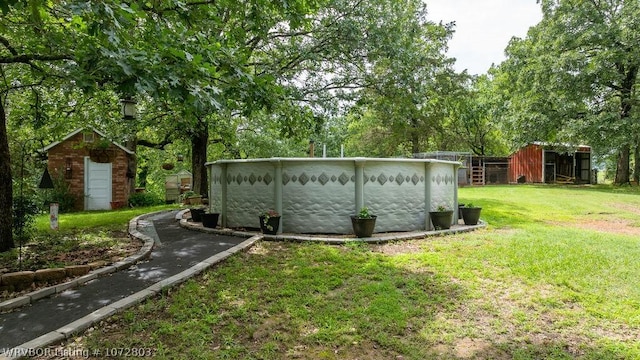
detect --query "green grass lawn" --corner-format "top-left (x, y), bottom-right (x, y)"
top-left (66, 186), bottom-right (640, 359)
top-left (34, 204), bottom-right (179, 232)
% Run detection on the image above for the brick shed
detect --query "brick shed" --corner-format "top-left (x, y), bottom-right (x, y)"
top-left (43, 128), bottom-right (134, 211)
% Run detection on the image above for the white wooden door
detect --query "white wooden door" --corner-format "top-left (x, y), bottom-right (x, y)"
top-left (84, 158), bottom-right (112, 210)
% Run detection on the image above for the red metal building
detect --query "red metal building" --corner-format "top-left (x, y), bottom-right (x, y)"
top-left (508, 143), bottom-right (592, 184)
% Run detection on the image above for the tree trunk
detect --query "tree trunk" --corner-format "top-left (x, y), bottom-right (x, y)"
top-left (634, 142), bottom-right (640, 185)
top-left (410, 118), bottom-right (420, 154)
top-left (125, 137), bottom-right (137, 197)
top-left (191, 121), bottom-right (208, 197)
top-left (0, 100), bottom-right (14, 251)
top-left (615, 144), bottom-right (630, 185)
top-left (614, 64), bottom-right (637, 185)
top-left (410, 134), bottom-right (420, 155)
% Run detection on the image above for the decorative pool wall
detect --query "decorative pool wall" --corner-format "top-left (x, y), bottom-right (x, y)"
top-left (207, 158), bottom-right (460, 234)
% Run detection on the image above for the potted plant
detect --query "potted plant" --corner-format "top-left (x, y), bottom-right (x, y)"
top-left (458, 203), bottom-right (465, 219)
top-left (88, 139), bottom-right (114, 163)
top-left (429, 205), bottom-right (453, 230)
top-left (189, 207), bottom-right (205, 222)
top-left (201, 211), bottom-right (220, 228)
top-left (350, 206), bottom-right (377, 238)
top-left (460, 203), bottom-right (482, 225)
top-left (181, 191), bottom-right (202, 205)
top-left (110, 201), bottom-right (124, 210)
top-left (162, 162), bottom-right (175, 170)
top-left (259, 209), bottom-right (280, 235)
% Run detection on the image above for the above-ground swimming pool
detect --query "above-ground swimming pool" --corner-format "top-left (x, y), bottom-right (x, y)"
top-left (207, 157), bottom-right (460, 234)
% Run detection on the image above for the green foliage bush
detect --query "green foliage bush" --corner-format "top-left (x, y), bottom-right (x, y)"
top-left (128, 192), bottom-right (164, 207)
top-left (46, 171), bottom-right (78, 213)
top-left (12, 195), bottom-right (39, 243)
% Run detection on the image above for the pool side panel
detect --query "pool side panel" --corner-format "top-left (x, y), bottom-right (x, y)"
top-left (363, 161), bottom-right (426, 232)
top-left (225, 162), bottom-right (275, 229)
top-left (282, 160), bottom-right (355, 233)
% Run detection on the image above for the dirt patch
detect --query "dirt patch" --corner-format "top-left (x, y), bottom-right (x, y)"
top-left (549, 218), bottom-right (640, 236)
top-left (580, 219), bottom-right (640, 236)
top-left (608, 202), bottom-right (640, 216)
top-left (0, 231), bottom-right (138, 273)
top-left (289, 340), bottom-right (403, 360)
top-left (372, 241), bottom-right (425, 255)
top-left (569, 201), bottom-right (640, 236)
top-left (247, 241), bottom-right (289, 255)
top-left (454, 337), bottom-right (503, 359)
top-left (0, 232), bottom-right (141, 301)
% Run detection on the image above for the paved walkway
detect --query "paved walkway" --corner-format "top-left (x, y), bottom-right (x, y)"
top-left (0, 210), bottom-right (257, 358)
top-left (0, 210), bottom-right (485, 359)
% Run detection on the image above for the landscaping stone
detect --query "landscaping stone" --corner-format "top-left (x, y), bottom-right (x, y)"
top-left (65, 265), bottom-right (91, 277)
top-left (88, 261), bottom-right (108, 269)
top-left (34, 268), bottom-right (67, 284)
top-left (1, 271), bottom-right (35, 291)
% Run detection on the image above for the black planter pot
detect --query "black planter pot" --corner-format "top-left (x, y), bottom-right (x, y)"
top-left (201, 213), bottom-right (220, 228)
top-left (190, 208), bottom-right (205, 222)
top-left (259, 215), bottom-right (281, 235)
top-left (429, 210), bottom-right (453, 230)
top-left (350, 215), bottom-right (377, 238)
top-left (460, 207), bottom-right (482, 225)
top-left (458, 203), bottom-right (465, 219)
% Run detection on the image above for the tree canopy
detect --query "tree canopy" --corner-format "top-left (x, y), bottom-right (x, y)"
top-left (1, 0), bottom-right (328, 250)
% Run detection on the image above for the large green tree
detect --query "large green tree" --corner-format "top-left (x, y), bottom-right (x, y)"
top-left (497, 0), bottom-right (640, 184)
top-left (450, 75), bottom-right (510, 156)
top-left (200, 0), bottom-right (463, 159)
top-left (1, 0), bottom-right (83, 251)
top-left (0, 0), bottom-right (321, 251)
top-left (333, 0), bottom-right (463, 156)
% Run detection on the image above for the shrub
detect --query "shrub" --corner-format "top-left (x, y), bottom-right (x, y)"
top-left (12, 195), bottom-right (39, 244)
top-left (45, 171), bottom-right (78, 213)
top-left (128, 192), bottom-right (164, 207)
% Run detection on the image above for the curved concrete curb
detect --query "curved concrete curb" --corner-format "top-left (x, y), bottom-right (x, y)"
top-left (0, 211), bottom-right (164, 314)
top-left (1, 210), bottom-right (261, 360)
top-left (179, 212), bottom-right (487, 244)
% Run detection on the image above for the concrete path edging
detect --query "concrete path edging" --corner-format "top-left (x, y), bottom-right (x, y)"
top-left (179, 213), bottom-right (487, 244)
